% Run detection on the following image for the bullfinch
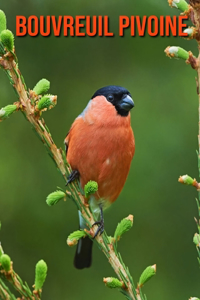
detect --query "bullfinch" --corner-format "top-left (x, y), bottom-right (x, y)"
top-left (65, 85), bottom-right (135, 269)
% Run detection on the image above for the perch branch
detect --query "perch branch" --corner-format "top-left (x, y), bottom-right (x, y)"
top-left (0, 8), bottom-right (156, 299)
top-left (0, 40), bottom-right (140, 300)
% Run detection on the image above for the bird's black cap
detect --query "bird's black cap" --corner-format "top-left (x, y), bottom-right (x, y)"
top-left (91, 85), bottom-right (134, 117)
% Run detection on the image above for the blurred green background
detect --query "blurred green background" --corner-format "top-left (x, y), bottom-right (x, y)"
top-left (0, 0), bottom-right (199, 299)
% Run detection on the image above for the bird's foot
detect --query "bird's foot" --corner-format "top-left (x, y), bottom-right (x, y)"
top-left (66, 169), bottom-right (80, 186)
top-left (92, 220), bottom-right (104, 238)
top-left (92, 204), bottom-right (104, 238)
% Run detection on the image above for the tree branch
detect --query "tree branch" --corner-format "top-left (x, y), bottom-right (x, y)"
top-left (165, 0), bottom-right (200, 298)
top-left (0, 9), bottom-right (156, 300)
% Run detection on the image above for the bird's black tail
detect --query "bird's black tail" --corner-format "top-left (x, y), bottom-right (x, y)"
top-left (74, 236), bottom-right (93, 269)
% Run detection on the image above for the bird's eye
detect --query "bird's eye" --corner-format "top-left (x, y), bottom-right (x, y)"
top-left (108, 94), bottom-right (114, 101)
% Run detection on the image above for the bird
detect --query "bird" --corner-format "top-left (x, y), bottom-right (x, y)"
top-left (64, 85), bottom-right (135, 269)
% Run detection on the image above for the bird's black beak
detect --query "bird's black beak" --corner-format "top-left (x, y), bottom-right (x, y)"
top-left (119, 95), bottom-right (134, 111)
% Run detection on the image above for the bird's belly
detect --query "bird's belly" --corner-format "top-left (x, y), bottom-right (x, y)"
top-left (67, 123), bottom-right (134, 204)
top-left (78, 142), bottom-right (133, 203)
top-left (96, 152), bottom-right (132, 203)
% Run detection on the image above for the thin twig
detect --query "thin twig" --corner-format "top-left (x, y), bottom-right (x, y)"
top-left (197, 48), bottom-right (200, 181)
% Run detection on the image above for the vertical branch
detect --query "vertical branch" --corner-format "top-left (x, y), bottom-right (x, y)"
top-left (166, 1), bottom-right (200, 298)
top-left (198, 51), bottom-right (200, 183)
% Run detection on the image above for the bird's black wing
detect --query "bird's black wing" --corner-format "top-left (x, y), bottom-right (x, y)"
top-left (64, 131), bottom-right (69, 155)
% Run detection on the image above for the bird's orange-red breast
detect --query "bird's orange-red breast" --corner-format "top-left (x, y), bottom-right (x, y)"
top-left (65, 85), bottom-right (135, 269)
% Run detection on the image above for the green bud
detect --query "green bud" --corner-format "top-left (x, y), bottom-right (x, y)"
top-left (103, 277), bottom-right (123, 289)
top-left (189, 298), bottom-right (200, 300)
top-left (0, 10), bottom-right (6, 34)
top-left (169, 0), bottom-right (189, 11)
top-left (139, 265), bottom-right (156, 287)
top-left (165, 46), bottom-right (189, 60)
top-left (67, 230), bottom-right (87, 247)
top-left (193, 233), bottom-right (200, 247)
top-left (33, 79), bottom-right (50, 95)
top-left (37, 94), bottom-right (57, 111)
top-left (34, 260), bottom-right (47, 291)
top-left (0, 254), bottom-right (11, 272)
top-left (183, 27), bottom-right (196, 38)
top-left (184, 28), bottom-right (193, 37)
top-left (0, 30), bottom-right (14, 51)
top-left (114, 215), bottom-right (133, 242)
top-left (179, 175), bottom-right (194, 185)
top-left (84, 181), bottom-right (98, 198)
top-left (0, 105), bottom-right (17, 121)
top-left (170, 46), bottom-right (189, 60)
top-left (46, 190), bottom-right (66, 206)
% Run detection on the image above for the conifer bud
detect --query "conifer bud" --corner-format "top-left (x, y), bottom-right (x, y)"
top-left (168, 0), bottom-right (189, 11)
top-left (179, 175), bottom-right (195, 185)
top-left (0, 10), bottom-right (6, 34)
top-left (165, 46), bottom-right (190, 60)
top-left (84, 181), bottom-right (98, 198)
top-left (103, 277), bottom-right (124, 289)
top-left (67, 230), bottom-right (87, 247)
top-left (183, 27), bottom-right (197, 39)
top-left (114, 215), bottom-right (133, 242)
top-left (37, 95), bottom-right (57, 111)
top-left (0, 254), bottom-right (11, 272)
top-left (34, 260), bottom-right (48, 291)
top-left (0, 30), bottom-right (14, 51)
top-left (138, 265), bottom-right (156, 287)
top-left (0, 104), bottom-right (17, 121)
top-left (33, 79), bottom-right (50, 95)
top-left (193, 233), bottom-right (200, 247)
top-left (46, 191), bottom-right (66, 206)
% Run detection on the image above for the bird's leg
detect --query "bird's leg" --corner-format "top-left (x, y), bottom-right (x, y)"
top-left (92, 203), bottom-right (104, 238)
top-left (66, 169), bottom-right (80, 185)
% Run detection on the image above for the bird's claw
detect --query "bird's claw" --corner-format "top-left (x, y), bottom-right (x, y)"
top-left (66, 169), bottom-right (80, 186)
top-left (92, 219), bottom-right (104, 238)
